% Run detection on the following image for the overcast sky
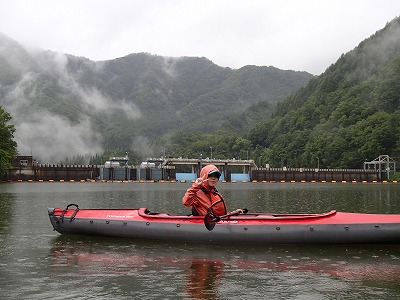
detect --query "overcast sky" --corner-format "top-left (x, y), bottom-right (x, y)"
top-left (1, 0), bottom-right (399, 75)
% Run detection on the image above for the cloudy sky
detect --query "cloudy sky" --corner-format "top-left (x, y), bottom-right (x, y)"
top-left (1, 0), bottom-right (399, 75)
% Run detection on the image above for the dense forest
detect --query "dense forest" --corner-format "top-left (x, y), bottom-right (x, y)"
top-left (1, 17), bottom-right (400, 171)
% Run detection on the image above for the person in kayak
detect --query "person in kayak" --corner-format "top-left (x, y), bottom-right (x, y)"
top-left (182, 164), bottom-right (244, 216)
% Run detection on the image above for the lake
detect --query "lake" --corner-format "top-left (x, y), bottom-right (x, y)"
top-left (1, 182), bottom-right (400, 299)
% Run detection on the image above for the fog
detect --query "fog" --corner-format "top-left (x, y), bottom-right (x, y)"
top-left (1, 49), bottom-right (141, 164)
top-left (1, 0), bottom-right (400, 75)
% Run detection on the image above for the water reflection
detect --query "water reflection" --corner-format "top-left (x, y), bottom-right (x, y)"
top-left (185, 259), bottom-right (223, 299)
top-left (50, 236), bottom-right (400, 299)
top-left (50, 236), bottom-right (225, 299)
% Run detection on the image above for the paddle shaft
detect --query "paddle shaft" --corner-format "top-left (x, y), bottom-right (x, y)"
top-left (211, 208), bottom-right (249, 222)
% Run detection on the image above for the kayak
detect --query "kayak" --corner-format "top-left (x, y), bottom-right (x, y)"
top-left (48, 204), bottom-right (400, 244)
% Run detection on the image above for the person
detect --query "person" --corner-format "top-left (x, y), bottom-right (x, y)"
top-left (182, 164), bottom-right (243, 216)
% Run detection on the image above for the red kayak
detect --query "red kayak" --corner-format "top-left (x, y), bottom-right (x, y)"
top-left (48, 204), bottom-right (400, 244)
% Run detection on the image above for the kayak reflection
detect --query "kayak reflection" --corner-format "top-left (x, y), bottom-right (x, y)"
top-left (50, 236), bottom-right (400, 296)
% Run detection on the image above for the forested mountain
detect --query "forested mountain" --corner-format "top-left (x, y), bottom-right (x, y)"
top-left (248, 17), bottom-right (400, 168)
top-left (2, 16), bottom-right (399, 169)
top-left (0, 33), bottom-right (313, 163)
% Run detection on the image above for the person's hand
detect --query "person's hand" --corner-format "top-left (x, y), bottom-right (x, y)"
top-left (232, 208), bottom-right (248, 215)
top-left (194, 173), bottom-right (208, 186)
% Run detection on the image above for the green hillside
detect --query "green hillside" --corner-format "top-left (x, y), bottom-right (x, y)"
top-left (247, 17), bottom-right (400, 169)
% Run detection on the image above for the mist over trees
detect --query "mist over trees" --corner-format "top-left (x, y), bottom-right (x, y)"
top-left (1, 17), bottom-right (400, 169)
top-left (0, 33), bottom-right (312, 164)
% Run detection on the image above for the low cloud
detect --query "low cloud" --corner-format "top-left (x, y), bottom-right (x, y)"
top-left (1, 49), bottom-right (142, 163)
top-left (15, 112), bottom-right (103, 164)
top-left (130, 136), bottom-right (154, 158)
top-left (42, 52), bottom-right (142, 120)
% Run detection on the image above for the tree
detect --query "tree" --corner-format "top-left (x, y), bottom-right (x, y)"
top-left (0, 106), bottom-right (17, 176)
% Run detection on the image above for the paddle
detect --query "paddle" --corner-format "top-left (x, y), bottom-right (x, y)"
top-left (204, 208), bottom-right (249, 231)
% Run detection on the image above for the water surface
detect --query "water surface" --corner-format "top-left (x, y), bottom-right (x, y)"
top-left (1, 182), bottom-right (400, 299)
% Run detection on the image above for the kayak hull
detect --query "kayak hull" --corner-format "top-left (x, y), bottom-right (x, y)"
top-left (48, 205), bottom-right (400, 244)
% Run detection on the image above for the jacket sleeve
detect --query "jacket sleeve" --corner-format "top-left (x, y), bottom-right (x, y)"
top-left (182, 183), bottom-right (201, 207)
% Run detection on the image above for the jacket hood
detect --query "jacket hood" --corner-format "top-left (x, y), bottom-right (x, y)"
top-left (199, 164), bottom-right (221, 180)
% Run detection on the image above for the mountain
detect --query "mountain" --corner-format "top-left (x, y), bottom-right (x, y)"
top-left (0, 33), bottom-right (313, 163)
top-left (248, 17), bottom-right (400, 169)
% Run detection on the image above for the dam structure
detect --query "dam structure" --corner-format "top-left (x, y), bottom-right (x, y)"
top-left (1, 156), bottom-right (388, 183)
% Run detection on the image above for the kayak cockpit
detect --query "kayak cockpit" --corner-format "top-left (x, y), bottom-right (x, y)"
top-left (139, 208), bottom-right (337, 220)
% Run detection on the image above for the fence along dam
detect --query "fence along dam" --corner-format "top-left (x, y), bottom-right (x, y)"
top-left (2, 156), bottom-right (393, 183)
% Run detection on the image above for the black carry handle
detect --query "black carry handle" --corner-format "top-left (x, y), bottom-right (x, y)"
top-left (60, 203), bottom-right (79, 222)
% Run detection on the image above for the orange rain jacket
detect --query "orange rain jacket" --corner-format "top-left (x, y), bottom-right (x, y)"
top-left (182, 164), bottom-right (227, 216)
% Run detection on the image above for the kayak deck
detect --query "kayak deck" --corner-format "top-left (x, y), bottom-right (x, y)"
top-left (50, 206), bottom-right (400, 224)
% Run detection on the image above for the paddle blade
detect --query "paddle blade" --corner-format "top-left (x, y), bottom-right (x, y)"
top-left (204, 212), bottom-right (220, 231)
top-left (204, 213), bottom-right (215, 231)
